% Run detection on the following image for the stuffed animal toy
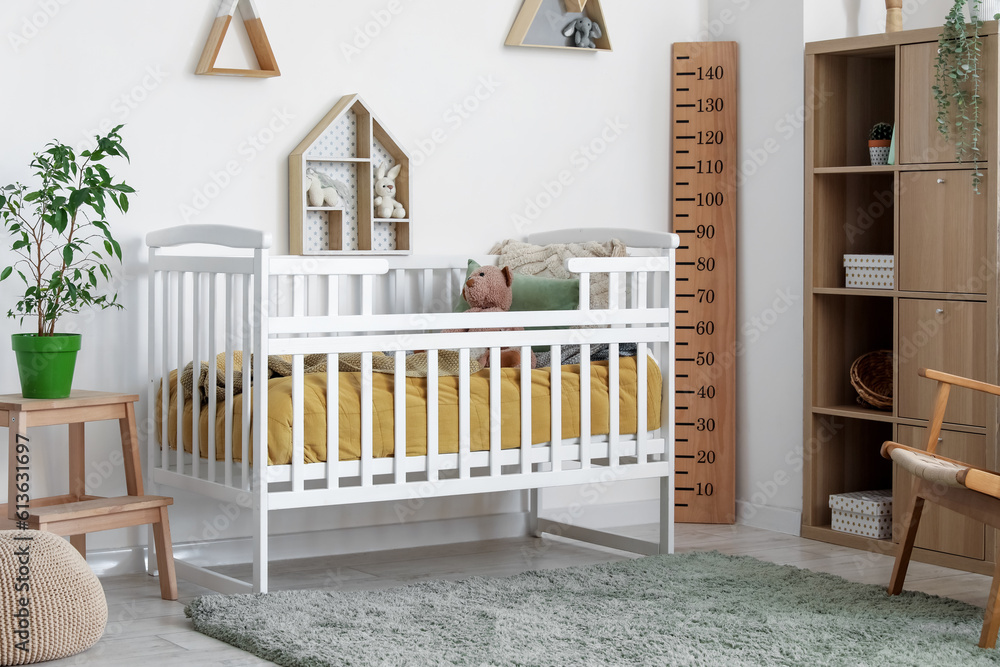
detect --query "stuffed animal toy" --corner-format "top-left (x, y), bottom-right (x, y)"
top-left (454, 265), bottom-right (536, 369)
top-left (374, 161), bottom-right (406, 219)
top-left (306, 168), bottom-right (351, 208)
top-left (563, 17), bottom-right (602, 49)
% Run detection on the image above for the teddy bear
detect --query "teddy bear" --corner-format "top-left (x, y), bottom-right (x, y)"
top-left (453, 265), bottom-right (536, 369)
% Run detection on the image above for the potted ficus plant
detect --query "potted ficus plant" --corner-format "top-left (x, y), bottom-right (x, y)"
top-left (0, 126), bottom-right (133, 398)
top-left (934, 0), bottom-right (1000, 191)
top-left (869, 122), bottom-right (893, 165)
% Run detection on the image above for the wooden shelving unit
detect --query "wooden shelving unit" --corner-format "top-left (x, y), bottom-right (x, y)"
top-left (196, 0), bottom-right (280, 78)
top-left (803, 25), bottom-right (1000, 576)
top-left (289, 94), bottom-right (411, 255)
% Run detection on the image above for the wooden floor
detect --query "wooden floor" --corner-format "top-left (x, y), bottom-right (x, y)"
top-left (48, 523), bottom-right (993, 666)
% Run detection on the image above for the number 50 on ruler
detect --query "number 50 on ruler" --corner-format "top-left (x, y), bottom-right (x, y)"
top-left (671, 42), bottom-right (737, 525)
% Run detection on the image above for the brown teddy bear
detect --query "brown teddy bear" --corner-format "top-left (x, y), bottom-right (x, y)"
top-left (454, 265), bottom-right (536, 369)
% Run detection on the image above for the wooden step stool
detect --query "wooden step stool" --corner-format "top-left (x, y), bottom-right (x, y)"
top-left (0, 391), bottom-right (177, 600)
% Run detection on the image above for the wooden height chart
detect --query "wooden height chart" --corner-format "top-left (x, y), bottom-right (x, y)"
top-left (670, 42), bottom-right (737, 524)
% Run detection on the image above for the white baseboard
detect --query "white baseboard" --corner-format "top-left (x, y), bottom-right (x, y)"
top-left (542, 499), bottom-right (661, 529)
top-left (736, 501), bottom-right (801, 536)
top-left (86, 511), bottom-right (529, 577)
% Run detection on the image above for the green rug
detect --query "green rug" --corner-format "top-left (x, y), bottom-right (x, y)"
top-left (185, 551), bottom-right (1000, 666)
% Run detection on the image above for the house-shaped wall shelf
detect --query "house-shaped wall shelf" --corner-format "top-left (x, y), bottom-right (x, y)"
top-left (506, 0), bottom-right (612, 52)
top-left (289, 94), bottom-right (411, 255)
top-left (196, 0), bottom-right (280, 78)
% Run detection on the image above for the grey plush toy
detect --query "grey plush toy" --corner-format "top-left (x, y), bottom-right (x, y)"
top-left (563, 17), bottom-right (602, 49)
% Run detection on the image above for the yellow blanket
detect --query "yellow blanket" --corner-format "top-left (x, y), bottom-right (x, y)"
top-left (157, 358), bottom-right (661, 465)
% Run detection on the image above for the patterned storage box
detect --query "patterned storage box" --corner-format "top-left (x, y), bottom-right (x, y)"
top-left (844, 254), bottom-right (894, 290)
top-left (829, 489), bottom-right (893, 540)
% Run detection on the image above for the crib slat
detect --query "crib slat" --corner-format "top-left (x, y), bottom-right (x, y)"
top-left (394, 269), bottom-right (405, 314)
top-left (207, 274), bottom-right (218, 483)
top-left (326, 353), bottom-right (339, 489)
top-left (293, 275), bottom-right (306, 319)
top-left (426, 349), bottom-right (439, 482)
top-left (160, 271), bottom-right (171, 472)
top-left (361, 351), bottom-right (373, 487)
top-left (459, 348), bottom-right (471, 480)
top-left (224, 275), bottom-right (235, 487)
top-left (361, 275), bottom-right (373, 316)
top-left (292, 355), bottom-right (305, 493)
top-left (394, 350), bottom-right (406, 485)
top-left (422, 268), bottom-right (433, 311)
top-left (609, 343), bottom-right (620, 468)
top-left (579, 273), bottom-right (591, 311)
top-left (192, 273), bottom-right (202, 481)
top-left (489, 348), bottom-right (501, 478)
top-left (608, 272), bottom-right (620, 310)
top-left (580, 343), bottom-right (591, 469)
top-left (327, 275), bottom-right (339, 317)
top-left (176, 272), bottom-right (185, 476)
top-left (242, 274), bottom-right (252, 490)
top-left (550, 345), bottom-right (561, 472)
top-left (520, 346), bottom-right (531, 475)
top-left (637, 342), bottom-right (648, 461)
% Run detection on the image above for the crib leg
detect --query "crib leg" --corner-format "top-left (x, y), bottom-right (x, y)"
top-left (252, 474), bottom-right (269, 594)
top-left (659, 476), bottom-right (674, 555)
top-left (528, 488), bottom-right (541, 538)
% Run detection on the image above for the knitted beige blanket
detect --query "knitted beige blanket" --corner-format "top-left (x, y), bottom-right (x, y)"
top-left (489, 239), bottom-right (626, 309)
top-left (180, 351), bottom-right (482, 403)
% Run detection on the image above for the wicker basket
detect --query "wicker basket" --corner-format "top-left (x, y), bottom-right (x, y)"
top-left (850, 350), bottom-right (893, 410)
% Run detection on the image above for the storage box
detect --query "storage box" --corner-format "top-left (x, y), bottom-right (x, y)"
top-left (844, 254), bottom-right (894, 290)
top-left (829, 490), bottom-right (893, 540)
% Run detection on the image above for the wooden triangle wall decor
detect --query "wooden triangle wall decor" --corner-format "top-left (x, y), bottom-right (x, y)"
top-left (196, 0), bottom-right (280, 78)
top-left (506, 0), bottom-right (612, 52)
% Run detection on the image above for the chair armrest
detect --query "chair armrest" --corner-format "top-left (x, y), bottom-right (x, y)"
top-left (920, 368), bottom-right (1000, 397)
top-left (882, 441), bottom-right (998, 476)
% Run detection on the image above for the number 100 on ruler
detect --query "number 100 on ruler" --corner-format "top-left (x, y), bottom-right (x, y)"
top-left (671, 42), bottom-right (737, 524)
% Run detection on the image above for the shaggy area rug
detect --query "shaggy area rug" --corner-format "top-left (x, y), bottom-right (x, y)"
top-left (185, 551), bottom-right (1000, 666)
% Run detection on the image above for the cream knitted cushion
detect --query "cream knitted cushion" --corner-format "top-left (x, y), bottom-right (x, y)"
top-left (0, 531), bottom-right (106, 665)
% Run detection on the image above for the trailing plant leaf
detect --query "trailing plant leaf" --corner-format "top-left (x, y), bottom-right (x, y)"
top-left (0, 127), bottom-right (133, 335)
top-left (935, 0), bottom-right (985, 191)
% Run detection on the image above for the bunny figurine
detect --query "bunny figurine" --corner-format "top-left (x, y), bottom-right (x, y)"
top-left (373, 161), bottom-right (406, 219)
top-left (563, 17), bottom-right (602, 49)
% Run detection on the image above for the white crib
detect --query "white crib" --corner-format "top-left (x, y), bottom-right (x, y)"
top-left (145, 224), bottom-right (678, 594)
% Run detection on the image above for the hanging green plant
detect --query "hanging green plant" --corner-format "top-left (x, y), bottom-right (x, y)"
top-left (933, 0), bottom-right (992, 192)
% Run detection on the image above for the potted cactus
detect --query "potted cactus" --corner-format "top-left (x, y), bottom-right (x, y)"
top-left (868, 122), bottom-right (893, 165)
top-left (0, 127), bottom-right (132, 398)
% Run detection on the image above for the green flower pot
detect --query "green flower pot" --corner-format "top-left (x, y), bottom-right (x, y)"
top-left (11, 333), bottom-right (81, 399)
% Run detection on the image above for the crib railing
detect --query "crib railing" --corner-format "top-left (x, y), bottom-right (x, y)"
top-left (146, 224), bottom-right (677, 593)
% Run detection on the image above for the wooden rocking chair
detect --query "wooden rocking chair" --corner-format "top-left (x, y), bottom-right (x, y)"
top-left (882, 368), bottom-right (1000, 649)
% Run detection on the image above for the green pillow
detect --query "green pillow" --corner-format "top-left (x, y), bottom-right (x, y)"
top-left (454, 260), bottom-right (579, 313)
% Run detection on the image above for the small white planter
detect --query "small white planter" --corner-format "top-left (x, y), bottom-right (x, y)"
top-left (869, 141), bottom-right (891, 165)
top-left (969, 0), bottom-right (1000, 21)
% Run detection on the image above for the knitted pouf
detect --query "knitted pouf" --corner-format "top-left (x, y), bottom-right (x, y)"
top-left (0, 531), bottom-right (106, 665)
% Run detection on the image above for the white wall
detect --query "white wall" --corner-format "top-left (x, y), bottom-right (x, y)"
top-left (696, 0), bottom-right (805, 535)
top-left (805, 0), bottom-right (957, 41)
top-left (0, 0), bottom-right (706, 561)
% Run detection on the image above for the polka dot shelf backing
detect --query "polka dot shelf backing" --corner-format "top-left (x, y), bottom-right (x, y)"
top-left (290, 94), bottom-right (411, 255)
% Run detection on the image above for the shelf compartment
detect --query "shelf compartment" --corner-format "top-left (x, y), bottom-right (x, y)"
top-left (811, 172), bottom-right (895, 290)
top-left (810, 49), bottom-right (895, 168)
top-left (804, 415), bottom-right (894, 528)
top-left (813, 293), bottom-right (894, 411)
top-left (813, 404), bottom-right (895, 423)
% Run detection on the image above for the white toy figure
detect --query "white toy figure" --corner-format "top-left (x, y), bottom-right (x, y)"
top-left (373, 161), bottom-right (406, 219)
top-left (306, 168), bottom-right (351, 208)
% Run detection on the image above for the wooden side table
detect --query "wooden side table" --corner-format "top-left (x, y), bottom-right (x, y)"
top-left (0, 391), bottom-right (177, 600)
